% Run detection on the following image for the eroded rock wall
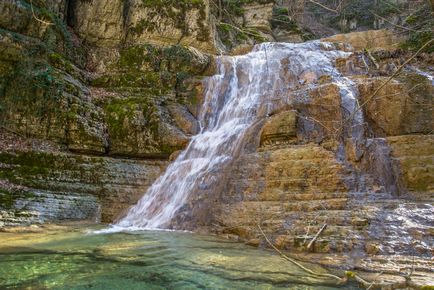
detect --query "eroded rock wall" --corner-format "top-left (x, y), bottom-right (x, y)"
top-left (0, 2), bottom-right (433, 282)
top-left (0, 0), bottom-right (216, 225)
top-left (191, 47), bottom-right (433, 277)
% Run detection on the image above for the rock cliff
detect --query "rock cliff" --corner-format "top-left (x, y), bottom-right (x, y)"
top-left (0, 0), bottom-right (433, 284)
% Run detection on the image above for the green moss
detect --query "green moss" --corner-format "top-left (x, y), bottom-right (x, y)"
top-left (0, 153), bottom-right (53, 187)
top-left (0, 188), bottom-right (40, 210)
top-left (0, 189), bottom-right (16, 209)
top-left (0, 58), bottom-right (68, 140)
top-left (104, 97), bottom-right (160, 140)
top-left (92, 72), bottom-right (163, 89)
top-left (107, 44), bottom-right (206, 105)
top-left (271, 6), bottom-right (298, 31)
top-left (345, 271), bottom-right (356, 278)
top-left (217, 23), bottom-right (266, 49)
top-left (48, 53), bottom-right (74, 73)
top-left (0, 152), bottom-right (115, 195)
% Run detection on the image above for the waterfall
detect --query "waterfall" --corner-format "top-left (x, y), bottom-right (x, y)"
top-left (115, 41), bottom-right (360, 230)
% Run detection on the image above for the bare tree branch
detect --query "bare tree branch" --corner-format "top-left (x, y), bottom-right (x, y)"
top-left (257, 223), bottom-right (345, 283)
top-left (348, 38), bottom-right (434, 123)
top-left (30, 0), bottom-right (53, 26)
top-left (307, 0), bottom-right (339, 14)
top-left (369, 10), bottom-right (417, 32)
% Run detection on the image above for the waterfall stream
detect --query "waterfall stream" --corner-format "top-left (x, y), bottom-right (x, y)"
top-left (115, 41), bottom-right (362, 230)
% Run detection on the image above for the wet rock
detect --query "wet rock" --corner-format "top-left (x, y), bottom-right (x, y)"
top-left (168, 104), bottom-right (200, 136)
top-left (0, 150), bottom-right (167, 224)
top-left (245, 238), bottom-right (260, 247)
top-left (0, 189), bottom-right (100, 227)
top-left (260, 110), bottom-right (297, 146)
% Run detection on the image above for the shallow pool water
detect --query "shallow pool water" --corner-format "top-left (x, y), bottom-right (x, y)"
top-left (0, 226), bottom-right (359, 289)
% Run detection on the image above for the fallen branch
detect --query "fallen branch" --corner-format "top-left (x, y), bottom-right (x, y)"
top-left (257, 223), bottom-right (344, 283)
top-left (306, 224), bottom-right (327, 250)
top-left (257, 223), bottom-right (406, 289)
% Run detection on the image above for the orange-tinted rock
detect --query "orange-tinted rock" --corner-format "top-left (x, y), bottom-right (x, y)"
top-left (322, 29), bottom-right (406, 51)
top-left (260, 110), bottom-right (297, 146)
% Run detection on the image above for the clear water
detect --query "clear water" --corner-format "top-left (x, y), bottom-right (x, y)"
top-left (0, 227), bottom-right (359, 289)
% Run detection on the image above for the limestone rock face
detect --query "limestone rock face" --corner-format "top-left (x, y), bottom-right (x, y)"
top-left (322, 29), bottom-right (407, 51)
top-left (0, 0), bottom-right (433, 281)
top-left (0, 0), bottom-right (211, 226)
top-left (0, 0), bottom-right (62, 38)
top-left (355, 75), bottom-right (433, 136)
top-left (71, 0), bottom-right (215, 52)
top-left (0, 0), bottom-right (212, 158)
top-left (0, 48), bottom-right (109, 154)
top-left (217, 144), bottom-right (350, 241)
top-left (0, 149), bottom-right (167, 224)
top-left (243, 3), bottom-right (273, 33)
top-left (71, 0), bottom-right (124, 47)
top-left (260, 110), bottom-right (297, 146)
top-left (387, 135), bottom-right (434, 196)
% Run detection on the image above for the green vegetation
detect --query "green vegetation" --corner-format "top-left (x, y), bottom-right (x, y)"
top-left (104, 97), bottom-right (160, 141)
top-left (17, 0), bottom-right (86, 64)
top-left (271, 6), bottom-right (314, 41)
top-left (316, 0), bottom-right (405, 32)
top-left (401, 6), bottom-right (434, 53)
top-left (0, 188), bottom-right (40, 210)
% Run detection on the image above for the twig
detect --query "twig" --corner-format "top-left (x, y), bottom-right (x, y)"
top-left (30, 0), bottom-right (53, 26)
top-left (347, 39), bottom-right (434, 124)
top-left (257, 223), bottom-right (404, 288)
top-left (366, 271), bottom-right (384, 290)
top-left (307, 224), bottom-right (327, 250)
top-left (369, 10), bottom-right (417, 32)
top-left (219, 22), bottom-right (263, 38)
top-left (307, 0), bottom-right (339, 14)
top-left (257, 223), bottom-right (344, 283)
top-left (364, 48), bottom-right (379, 69)
top-left (361, 54), bottom-right (369, 72)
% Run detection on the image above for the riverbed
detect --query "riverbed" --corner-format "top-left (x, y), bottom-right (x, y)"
top-left (0, 225), bottom-right (359, 289)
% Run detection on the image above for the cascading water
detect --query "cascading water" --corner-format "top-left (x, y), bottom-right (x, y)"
top-left (115, 41), bottom-right (363, 230)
